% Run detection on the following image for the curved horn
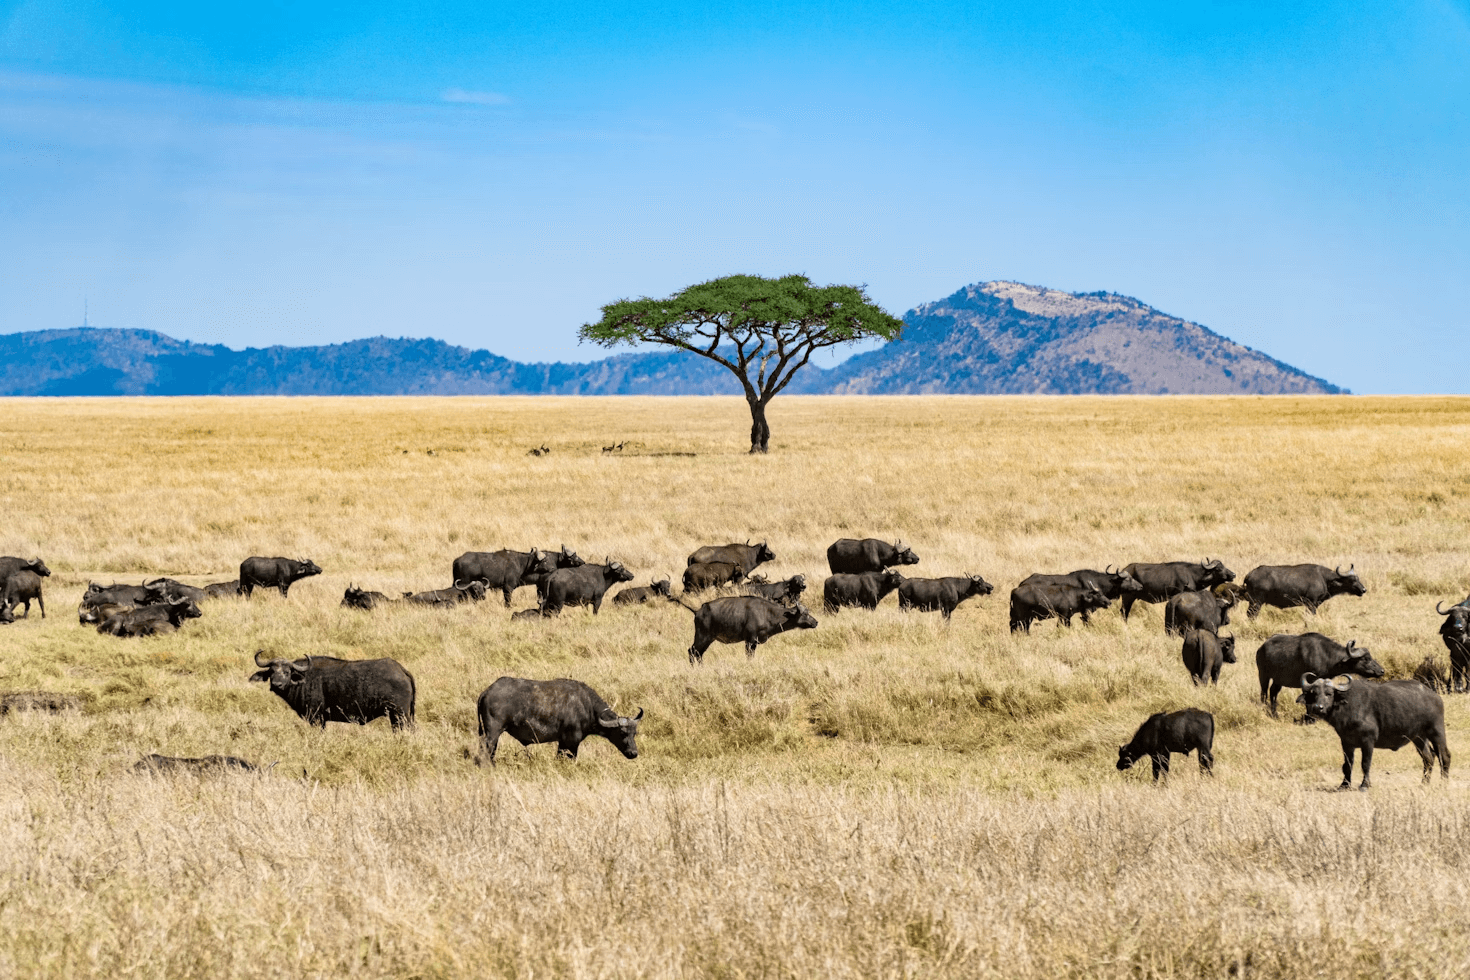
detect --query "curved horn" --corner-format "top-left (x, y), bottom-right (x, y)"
top-left (1105, 564), bottom-right (1115, 574)
top-left (1349, 563), bottom-right (1355, 572)
top-left (254, 649), bottom-right (272, 667)
top-left (455, 578), bottom-right (469, 589)
top-left (1332, 675), bottom-right (1352, 691)
top-left (634, 707), bottom-right (644, 721)
top-left (302, 655), bottom-right (313, 670)
top-left (1346, 640), bottom-right (1357, 651)
top-left (1302, 672), bottom-right (1318, 686)
top-left (1439, 601), bottom-right (1453, 615)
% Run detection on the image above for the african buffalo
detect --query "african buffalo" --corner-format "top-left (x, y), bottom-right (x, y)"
top-left (202, 580), bottom-right (241, 599)
top-left (250, 651), bottom-right (415, 730)
top-left (826, 538), bottom-right (920, 575)
top-left (1243, 563), bottom-right (1366, 617)
top-left (541, 560), bottom-right (635, 615)
top-left (1298, 674), bottom-right (1450, 790)
top-left (341, 585), bottom-right (395, 610)
top-left (898, 574), bottom-right (993, 619)
top-left (1118, 559), bottom-right (1235, 620)
top-left (688, 541), bottom-right (775, 573)
top-left (1117, 709), bottom-right (1215, 781)
top-left (97, 597), bottom-right (202, 637)
top-left (822, 571), bottom-right (905, 612)
top-left (0, 557), bottom-right (50, 595)
top-left (1009, 583), bottom-right (1111, 633)
top-left (612, 578), bottom-right (673, 605)
top-left (1182, 629), bottom-right (1236, 686)
top-left (683, 596), bottom-right (818, 664)
top-left (510, 608), bottom-right (545, 621)
top-left (133, 754), bottom-right (257, 774)
top-left (78, 602), bottom-right (128, 625)
top-left (1163, 587), bottom-right (1238, 636)
top-left (3, 570), bottom-right (44, 619)
top-left (475, 676), bottom-right (642, 766)
top-left (82, 581), bottom-right (166, 608)
top-left (454, 547), bottom-right (582, 606)
top-left (144, 578), bottom-right (206, 604)
top-left (1255, 632), bottom-right (1385, 718)
top-left (1437, 599), bottom-right (1470, 692)
top-left (742, 573), bottom-right (806, 605)
top-left (1020, 567), bottom-right (1143, 618)
top-left (239, 557), bottom-right (322, 598)
top-left (403, 580), bottom-right (487, 605)
top-left (683, 561), bottom-right (745, 592)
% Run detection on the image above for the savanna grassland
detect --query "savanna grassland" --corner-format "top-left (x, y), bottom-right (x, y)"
top-left (2, 394), bottom-right (1470, 979)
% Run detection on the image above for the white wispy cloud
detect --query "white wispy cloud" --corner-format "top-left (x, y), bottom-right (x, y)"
top-left (441, 88), bottom-right (511, 106)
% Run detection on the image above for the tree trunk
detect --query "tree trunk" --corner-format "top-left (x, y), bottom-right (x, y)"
top-left (747, 398), bottom-right (771, 454)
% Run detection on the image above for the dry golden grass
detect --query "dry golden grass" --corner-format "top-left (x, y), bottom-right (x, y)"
top-left (2, 394), bottom-right (1470, 978)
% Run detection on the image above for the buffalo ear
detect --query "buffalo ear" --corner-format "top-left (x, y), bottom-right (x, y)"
top-left (248, 669), bottom-right (270, 683)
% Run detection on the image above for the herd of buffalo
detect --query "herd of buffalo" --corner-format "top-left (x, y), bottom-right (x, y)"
top-left (2, 541), bottom-right (1468, 791)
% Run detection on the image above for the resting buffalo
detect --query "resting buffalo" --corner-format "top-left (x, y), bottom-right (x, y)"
top-left (79, 602), bottom-right (128, 625)
top-left (743, 574), bottom-right (807, 605)
top-left (1437, 599), bottom-right (1470, 692)
top-left (1163, 588), bottom-right (1238, 636)
top-left (1182, 629), bottom-right (1236, 686)
top-left (1255, 632), bottom-right (1385, 718)
top-left (476, 676), bottom-right (642, 766)
top-left (239, 557), bottom-right (322, 598)
top-left (144, 577), bottom-right (206, 604)
top-left (403, 580), bottom-right (487, 605)
top-left (510, 608), bottom-right (545, 621)
top-left (683, 561), bottom-right (745, 592)
top-left (898, 575), bottom-right (993, 619)
top-left (826, 538), bottom-right (920, 575)
top-left (1009, 583), bottom-right (1111, 633)
top-left (341, 585), bottom-right (395, 610)
top-left (97, 597), bottom-right (202, 637)
top-left (683, 596), bottom-right (818, 664)
top-left (82, 581), bottom-right (166, 608)
top-left (1118, 559), bottom-right (1235, 620)
top-left (823, 571), bottom-right (905, 612)
top-left (0, 557), bottom-right (50, 595)
top-left (1020, 567), bottom-right (1143, 616)
top-left (1117, 709), bottom-right (1215, 780)
top-left (453, 547), bottom-right (581, 606)
top-left (1298, 674), bottom-right (1450, 790)
top-left (613, 578), bottom-right (673, 605)
top-left (1243, 563), bottom-right (1365, 618)
top-left (250, 651), bottom-right (415, 730)
top-left (133, 754), bottom-right (257, 774)
top-left (541, 560), bottom-right (634, 615)
top-left (202, 580), bottom-right (241, 599)
top-left (3, 570), bottom-right (44, 619)
top-left (688, 541), bottom-right (775, 573)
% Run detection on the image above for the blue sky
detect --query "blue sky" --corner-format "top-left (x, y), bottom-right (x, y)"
top-left (1, 1), bottom-right (1466, 391)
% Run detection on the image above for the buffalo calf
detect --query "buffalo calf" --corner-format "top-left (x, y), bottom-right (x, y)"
top-left (1117, 709), bottom-right (1215, 780)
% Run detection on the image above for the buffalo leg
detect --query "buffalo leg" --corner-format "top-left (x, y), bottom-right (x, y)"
top-left (745, 640), bottom-right (758, 658)
top-left (481, 725), bottom-right (503, 766)
top-left (1358, 746), bottom-right (1373, 790)
top-left (1197, 747), bottom-right (1213, 775)
top-left (279, 584), bottom-right (290, 597)
top-left (241, 580), bottom-right (253, 597)
top-left (1339, 747), bottom-right (1355, 790)
top-left (1414, 738), bottom-right (1436, 783)
top-left (37, 594), bottom-right (43, 619)
top-left (1079, 609), bottom-right (1090, 625)
top-left (591, 595), bottom-right (603, 615)
top-left (1120, 596), bottom-right (1134, 621)
top-left (1247, 601), bottom-right (1261, 619)
top-left (1151, 753), bottom-right (1170, 781)
top-left (557, 741), bottom-right (579, 760)
top-left (1267, 681), bottom-right (1283, 718)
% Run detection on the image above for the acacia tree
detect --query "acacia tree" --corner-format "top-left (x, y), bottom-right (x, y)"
top-left (579, 274), bottom-right (904, 453)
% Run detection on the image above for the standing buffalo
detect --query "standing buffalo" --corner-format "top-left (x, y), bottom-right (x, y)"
top-left (687, 541), bottom-right (775, 574)
top-left (682, 596), bottom-right (818, 664)
top-left (612, 578), bottom-right (673, 605)
top-left (1117, 709), bottom-right (1215, 780)
top-left (342, 585), bottom-right (395, 609)
top-left (742, 574), bottom-right (807, 605)
top-left (1243, 563), bottom-right (1366, 618)
top-left (453, 547), bottom-right (582, 606)
top-left (1255, 632), bottom-right (1385, 718)
top-left (1163, 588), bottom-right (1238, 636)
top-left (3, 570), bottom-right (44, 619)
top-left (239, 557), bottom-right (322, 598)
top-left (540, 560), bottom-right (635, 615)
top-left (475, 676), bottom-right (642, 766)
top-left (1118, 559), bottom-right (1235, 621)
top-left (826, 538), bottom-right (920, 575)
top-left (1437, 599), bottom-right (1470, 692)
top-left (898, 575), bottom-right (993, 619)
top-left (1298, 674), bottom-right (1450, 790)
top-left (97, 597), bottom-right (202, 637)
top-left (1020, 567), bottom-right (1143, 615)
top-left (250, 651), bottom-right (415, 730)
top-left (1009, 583), bottom-right (1111, 633)
top-left (1182, 629), bottom-right (1236, 686)
top-left (403, 580), bottom-right (487, 605)
top-left (0, 557), bottom-right (50, 596)
top-left (683, 562), bottom-right (745, 592)
top-left (822, 571), bottom-right (905, 612)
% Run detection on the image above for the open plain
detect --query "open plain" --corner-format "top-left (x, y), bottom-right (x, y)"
top-left (2, 394), bottom-right (1470, 978)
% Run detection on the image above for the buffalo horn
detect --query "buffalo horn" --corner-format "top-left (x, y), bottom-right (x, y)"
top-left (1302, 672), bottom-right (1318, 686)
top-left (1105, 564), bottom-right (1115, 574)
top-left (254, 649), bottom-right (272, 667)
top-left (1336, 565), bottom-right (1343, 575)
top-left (1346, 640), bottom-right (1357, 651)
top-left (1438, 601), bottom-right (1453, 615)
top-left (597, 711), bottom-right (620, 728)
top-left (634, 707), bottom-right (644, 721)
top-left (1332, 675), bottom-right (1352, 691)
top-left (455, 578), bottom-right (469, 590)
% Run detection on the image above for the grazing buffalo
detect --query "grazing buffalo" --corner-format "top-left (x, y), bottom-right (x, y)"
top-left (476, 676), bottom-right (642, 766)
top-left (1182, 629), bottom-right (1236, 686)
top-left (250, 651), bottom-right (415, 730)
top-left (826, 538), bottom-right (920, 575)
top-left (1117, 709), bottom-right (1215, 780)
top-left (541, 560), bottom-right (635, 615)
top-left (1163, 588), bottom-right (1238, 636)
top-left (612, 578), bottom-right (673, 605)
top-left (133, 754), bottom-right (257, 774)
top-left (239, 557), bottom-right (322, 598)
top-left (97, 597), bottom-right (202, 637)
top-left (683, 561), bottom-right (745, 592)
top-left (683, 596), bottom-right (818, 664)
top-left (898, 574), bottom-right (993, 619)
top-left (82, 581), bottom-right (166, 608)
top-left (202, 580), bottom-right (241, 599)
top-left (742, 573), bottom-right (807, 605)
top-left (1437, 600), bottom-right (1470, 692)
top-left (403, 580), bottom-right (487, 606)
top-left (1020, 567), bottom-right (1143, 616)
top-left (1008, 583), bottom-right (1111, 633)
top-left (1298, 674), bottom-right (1450, 790)
top-left (341, 585), bottom-right (395, 610)
top-left (1118, 559), bottom-right (1235, 621)
top-left (822, 571), bottom-right (905, 612)
top-left (1255, 632), bottom-right (1385, 718)
top-left (3, 570), bottom-right (44, 619)
top-left (687, 541), bottom-right (776, 574)
top-left (1243, 563), bottom-right (1366, 618)
top-left (144, 578), bottom-right (206, 604)
top-left (0, 557), bottom-right (50, 595)
top-left (454, 547), bottom-right (582, 606)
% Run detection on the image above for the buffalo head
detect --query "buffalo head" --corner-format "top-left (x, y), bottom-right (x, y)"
top-left (1332, 564), bottom-right (1366, 597)
top-left (606, 560), bottom-right (635, 583)
top-left (1080, 588), bottom-right (1112, 612)
top-left (1339, 639), bottom-right (1385, 678)
top-left (1439, 604), bottom-right (1470, 641)
top-left (788, 602), bottom-right (819, 630)
top-left (296, 558), bottom-right (323, 578)
top-left (881, 570), bottom-right (906, 591)
top-left (596, 706), bottom-right (644, 759)
top-left (1219, 632), bottom-right (1237, 664)
top-left (26, 558), bottom-right (51, 578)
top-left (893, 542), bottom-right (920, 566)
top-left (1200, 558), bottom-right (1236, 586)
top-left (249, 650), bottom-right (311, 694)
top-left (559, 545), bottom-right (585, 568)
top-left (1298, 672), bottom-right (1352, 717)
top-left (756, 542), bottom-right (777, 564)
top-left (651, 578), bottom-right (673, 597)
top-left (965, 574), bottom-right (995, 597)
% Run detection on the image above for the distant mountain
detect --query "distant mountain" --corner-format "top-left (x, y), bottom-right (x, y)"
top-left (0, 281), bottom-right (1343, 396)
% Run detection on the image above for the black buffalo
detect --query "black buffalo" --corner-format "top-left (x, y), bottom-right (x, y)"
top-left (133, 754), bottom-right (257, 774)
top-left (203, 580), bottom-right (241, 599)
top-left (1163, 588), bottom-right (1238, 636)
top-left (83, 581), bottom-right (167, 608)
top-left (1009, 583), bottom-right (1111, 633)
top-left (826, 538), bottom-right (920, 575)
top-left (683, 561), bottom-right (745, 592)
top-left (250, 651), bottom-right (415, 730)
top-left (822, 571), bottom-right (905, 612)
top-left (475, 676), bottom-right (642, 766)
top-left (1182, 629), bottom-right (1236, 686)
top-left (341, 585), bottom-right (395, 609)
top-left (1020, 567), bottom-right (1143, 617)
top-left (1437, 599), bottom-right (1470, 692)
top-left (1255, 632), bottom-right (1385, 718)
top-left (541, 560), bottom-right (635, 615)
top-left (1118, 559), bottom-right (1235, 620)
top-left (1298, 674), bottom-right (1450, 790)
top-left (453, 547), bottom-right (582, 606)
top-left (683, 596), bottom-right (818, 664)
top-left (898, 574), bottom-right (993, 619)
top-left (403, 580), bottom-right (487, 605)
top-left (97, 597), bottom-right (203, 637)
top-left (239, 557), bottom-right (322, 598)
top-left (0, 557), bottom-right (50, 595)
top-left (78, 602), bottom-right (128, 625)
top-left (1243, 563), bottom-right (1366, 617)
top-left (3, 570), bottom-right (44, 619)
top-left (612, 578), bottom-right (673, 605)
top-left (510, 608), bottom-right (545, 621)
top-left (1117, 709), bottom-right (1215, 780)
top-left (687, 541), bottom-right (776, 573)
top-left (144, 577), bottom-right (206, 605)
top-left (743, 573), bottom-right (807, 605)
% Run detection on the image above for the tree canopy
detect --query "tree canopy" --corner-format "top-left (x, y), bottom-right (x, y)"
top-left (580, 274), bottom-right (904, 452)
